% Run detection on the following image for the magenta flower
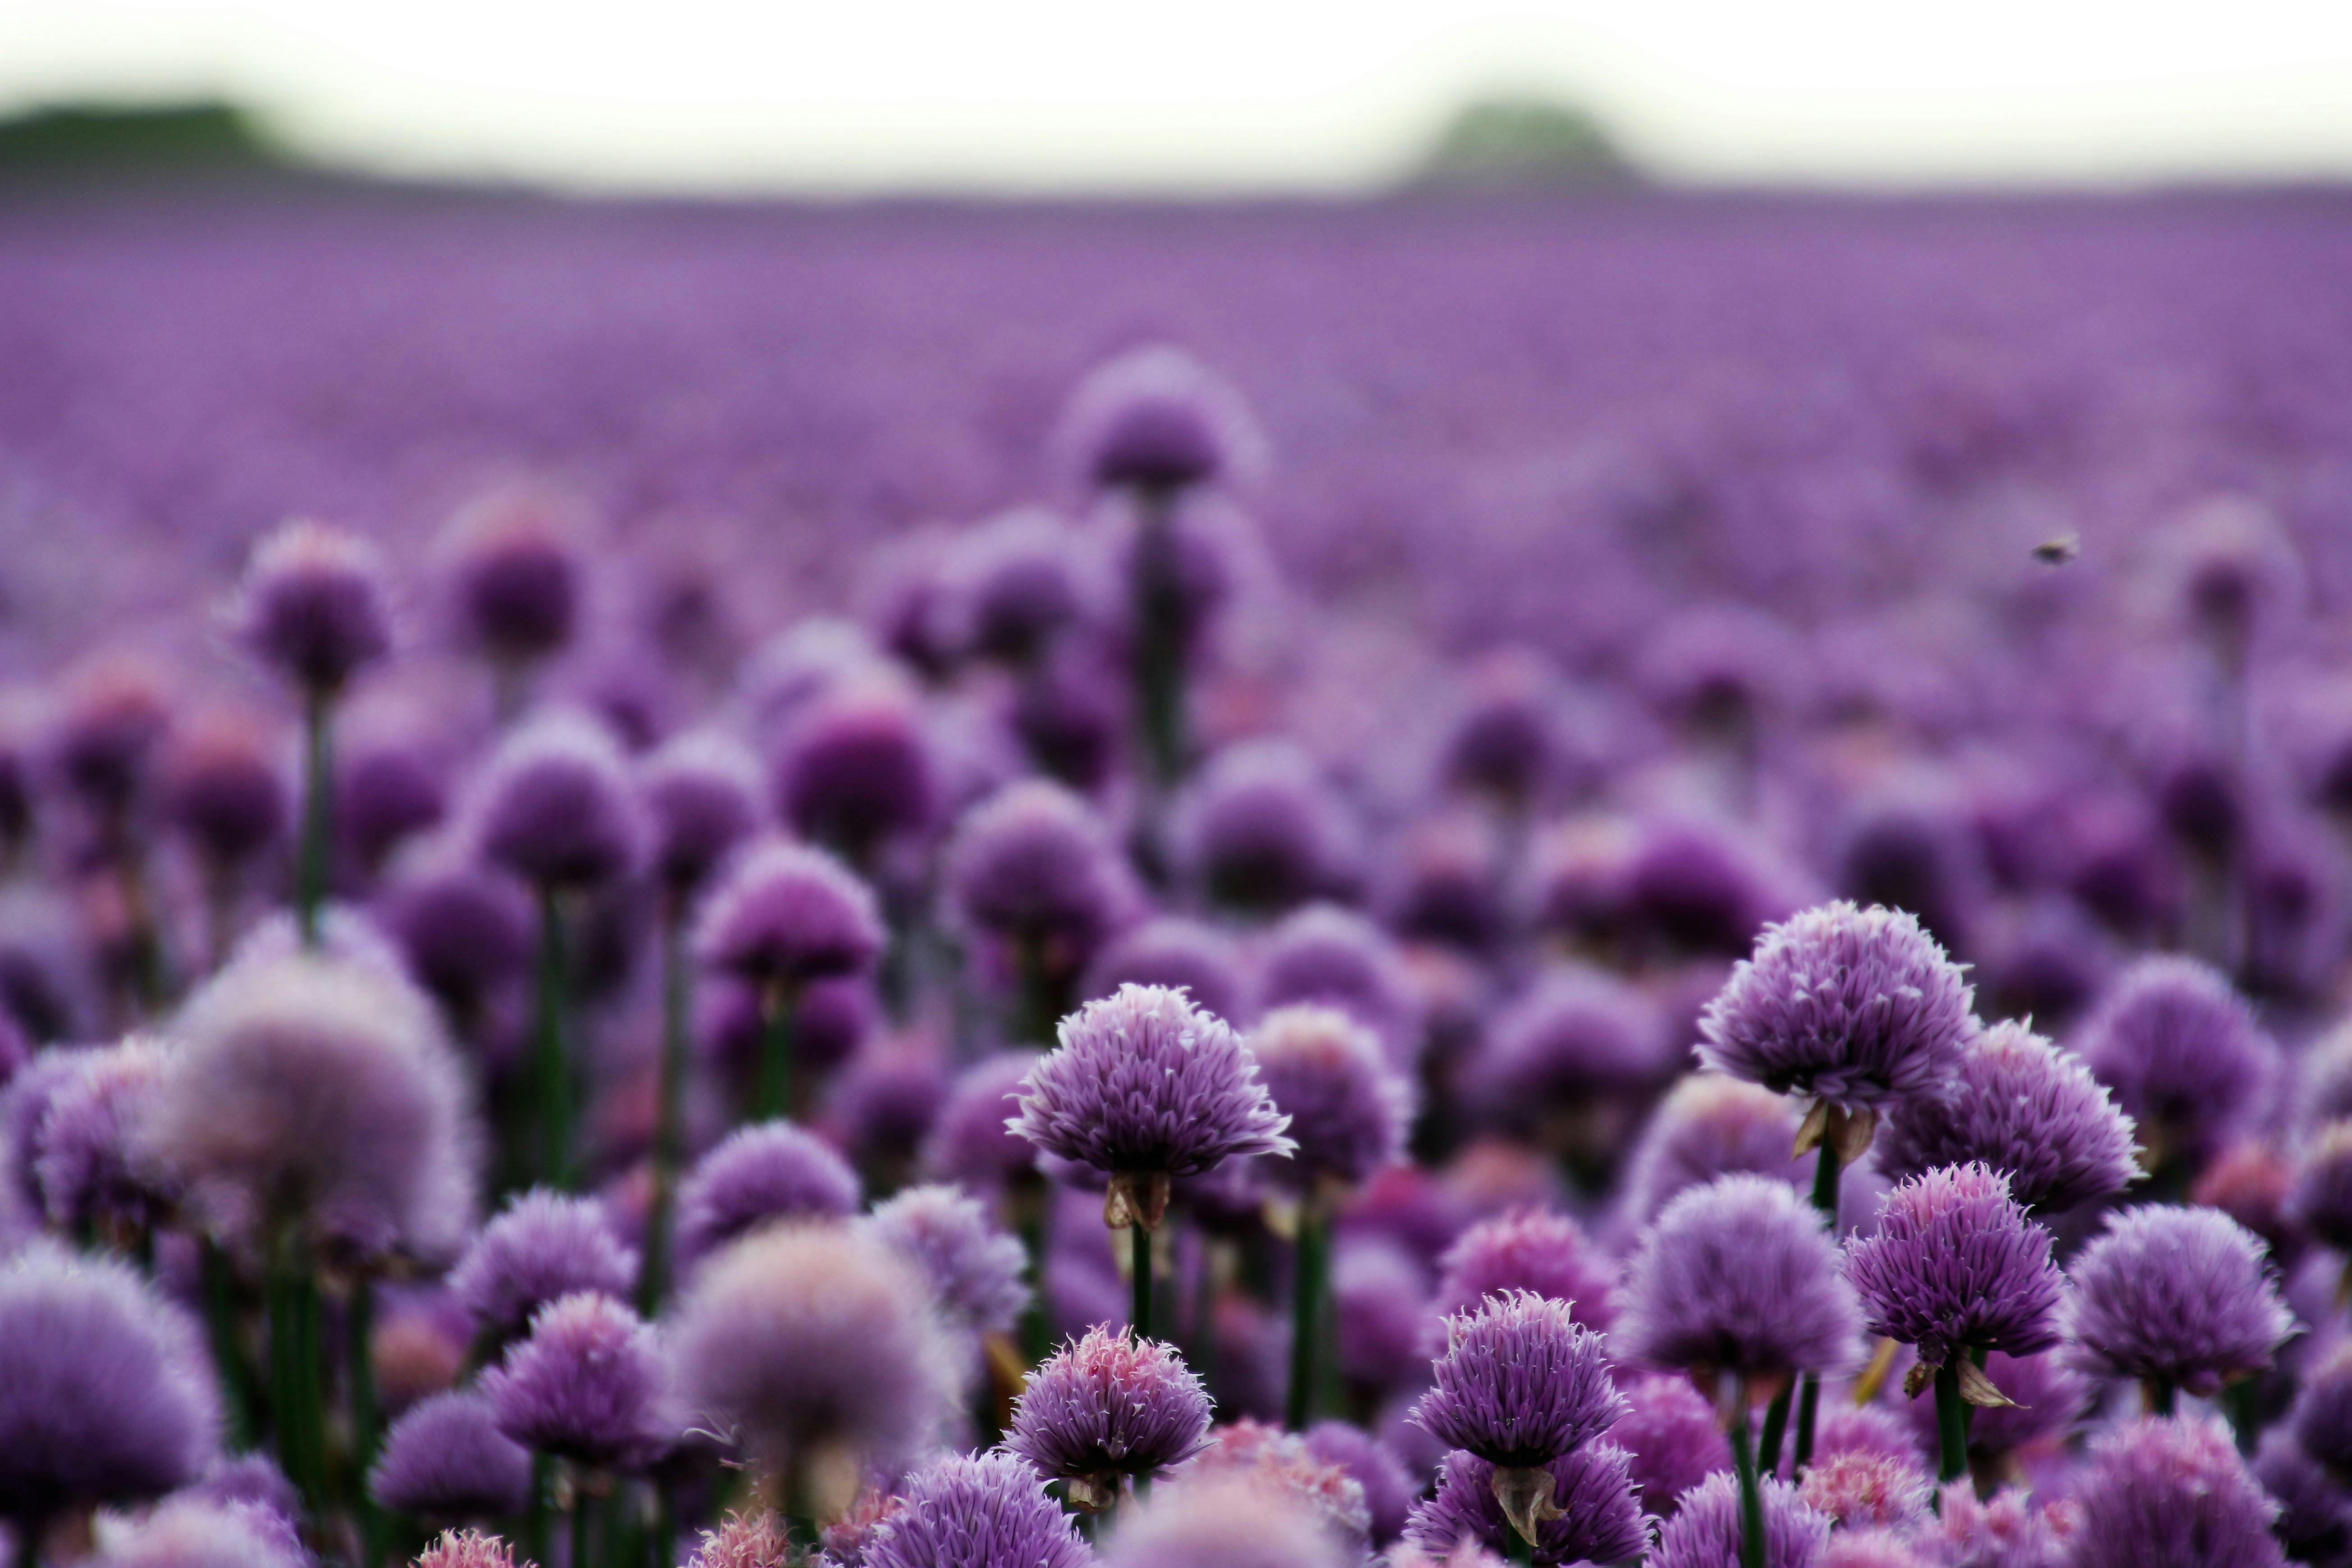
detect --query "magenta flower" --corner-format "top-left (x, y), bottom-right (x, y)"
top-left (1795, 1449), bottom-right (1929, 1532)
top-left (1301, 1421), bottom-right (1417, 1545)
top-left (771, 685), bottom-right (935, 864)
top-left (1843, 1164), bottom-right (2063, 1371)
top-left (921, 1051), bottom-right (1042, 1191)
top-left (1411, 1291), bottom-right (1625, 1467)
top-left (946, 780), bottom-right (1138, 968)
top-left (863, 1450), bottom-right (1090, 1568)
top-left (1005, 1326), bottom-right (1212, 1505)
top-left (415, 1528), bottom-right (528, 1568)
top-left (1085, 917), bottom-right (1251, 1031)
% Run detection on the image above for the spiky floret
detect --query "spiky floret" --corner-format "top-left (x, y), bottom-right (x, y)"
top-left (2067, 1416), bottom-right (2283, 1568)
top-left (862, 1450), bottom-right (1090, 1568)
top-left (1843, 1164), bottom-right (2063, 1370)
top-left (1005, 1326), bottom-right (1213, 1497)
top-left (2062, 1204), bottom-right (2294, 1396)
top-left (1410, 1290), bottom-right (1626, 1467)
top-left (1402, 1445), bottom-right (1653, 1568)
top-left (1875, 1020), bottom-right (2139, 1212)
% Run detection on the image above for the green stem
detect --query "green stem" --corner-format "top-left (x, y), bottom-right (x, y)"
top-left (1504, 1522), bottom-right (1534, 1565)
top-left (1934, 1363), bottom-right (1969, 1485)
top-left (639, 905), bottom-right (691, 1315)
top-left (651, 1479), bottom-right (675, 1568)
top-left (267, 1241), bottom-right (324, 1514)
top-left (350, 1276), bottom-right (382, 1567)
top-left (200, 1237), bottom-right (254, 1451)
top-left (1130, 490), bottom-right (1187, 786)
top-left (2148, 1376), bottom-right (2178, 1417)
top-left (754, 983), bottom-right (798, 1123)
top-left (1790, 1137), bottom-right (1843, 1473)
top-left (1286, 1198), bottom-right (1329, 1431)
top-left (526, 1454), bottom-right (553, 1568)
top-left (1730, 1395), bottom-right (1766, 1568)
top-left (297, 685), bottom-right (333, 950)
top-left (534, 890), bottom-right (574, 1189)
top-left (1756, 1384), bottom-right (1791, 1475)
top-left (1130, 1221), bottom-right (1153, 1342)
top-left (570, 1479), bottom-right (595, 1568)
top-left (1791, 1372), bottom-right (1823, 1475)
top-left (1014, 1175), bottom-right (1051, 1368)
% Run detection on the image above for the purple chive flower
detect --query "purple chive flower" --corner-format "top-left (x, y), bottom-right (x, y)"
top-left (2290, 1344), bottom-right (2352, 1478)
top-left (473, 710), bottom-right (644, 891)
top-left (96, 1497), bottom-right (307, 1568)
top-left (2291, 1120), bottom-right (2352, 1253)
top-left (385, 856), bottom-right (535, 1024)
top-left (1332, 1236), bottom-right (1437, 1394)
top-left (1697, 901), bottom-right (1975, 1112)
top-left (772, 685), bottom-right (936, 864)
top-left (4, 1050), bottom-right (91, 1215)
top-left (439, 485), bottom-right (585, 668)
top-left (1402, 1446), bottom-right (1653, 1568)
top-left (231, 519), bottom-right (395, 695)
top-left (1059, 344), bottom-right (1266, 497)
top-left (694, 839), bottom-right (884, 990)
top-left (1005, 1326), bottom-right (1213, 1503)
top-left (32, 1036), bottom-right (179, 1238)
top-left (675, 1121), bottom-right (861, 1268)
top-left (482, 1291), bottom-right (669, 1470)
top-left (338, 723), bottom-right (450, 873)
top-left (859, 1182), bottom-right (1031, 1337)
top-left (1301, 1421), bottom-right (1417, 1545)
top-left (1411, 1290), bottom-right (1625, 1467)
top-left (1084, 917), bottom-right (1251, 1031)
top-left (1442, 648), bottom-right (1566, 809)
top-left (1621, 814), bottom-right (1808, 963)
top-left (2076, 955), bottom-right (2277, 1172)
top-left (638, 730), bottom-right (764, 895)
top-left (1933, 1486), bottom-right (2077, 1568)
top-left (828, 1035), bottom-right (951, 1188)
top-left (1432, 1207), bottom-right (1619, 1333)
top-left (414, 1528), bottom-right (528, 1568)
top-left (943, 509), bottom-right (1088, 665)
top-left (1875, 1020), bottom-right (2140, 1212)
top-left (143, 952), bottom-right (478, 1260)
top-left (162, 713), bottom-right (290, 871)
top-left (1247, 1005), bottom-right (1412, 1192)
top-left (1647, 1472), bottom-right (1827, 1568)
top-left (1472, 967), bottom-right (1671, 1130)
top-left (863, 1450), bottom-right (1090, 1568)
top-left (0, 1245), bottom-right (218, 1525)
top-left (1616, 1174), bottom-right (1864, 1386)
top-left (1176, 1419), bottom-right (1372, 1551)
top-left (1796, 1449), bottom-right (1929, 1532)
top-left (1173, 741), bottom-right (1358, 917)
top-left (946, 779), bottom-right (1137, 966)
top-left (449, 1188), bottom-right (639, 1343)
top-left (1805, 1404), bottom-right (1925, 1472)
top-left (921, 1051), bottom-right (1041, 1191)
top-left (1817, 1532), bottom-right (1936, 1568)
top-left (194, 1452), bottom-right (301, 1526)
top-left (1257, 903), bottom-right (1418, 1060)
top-left (1009, 985), bottom-right (1292, 1222)
top-left (1843, 1164), bottom-right (2063, 1371)
top-left (2062, 1205), bottom-right (2295, 1397)
top-left (370, 1389), bottom-right (534, 1519)
top-left (1619, 1073), bottom-right (1811, 1226)
top-left (51, 654), bottom-right (172, 818)
top-left (671, 1221), bottom-right (955, 1483)
top-left (2252, 1430), bottom-right (2352, 1565)
top-left (1101, 1472), bottom-right (1344, 1568)
top-left (1900, 1349), bottom-right (2086, 1464)
top-left (688, 1513), bottom-right (788, 1568)
top-left (1609, 1373), bottom-right (1731, 1517)
top-left (2069, 1416), bottom-right (2284, 1568)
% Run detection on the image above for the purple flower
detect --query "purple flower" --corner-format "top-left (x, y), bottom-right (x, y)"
top-left (1057, 344), bottom-right (1266, 496)
top-left (438, 484), bottom-right (585, 667)
top-left (95, 1496), bottom-right (307, 1568)
top-left (772, 686), bottom-right (935, 864)
top-left (1817, 1532), bottom-right (1936, 1568)
top-left (693, 839), bottom-right (884, 990)
top-left (163, 713), bottom-right (290, 869)
top-left (2069, 1416), bottom-right (2284, 1568)
top-left (1697, 901), bottom-right (1974, 1111)
top-left (2290, 1343), bottom-right (2352, 1478)
top-left (1795, 1449), bottom-right (1929, 1531)
top-left (1085, 919), bottom-right (1251, 1028)
top-left (863, 1450), bottom-right (1091, 1568)
top-left (921, 1052), bottom-right (1041, 1191)
top-left (2252, 1430), bottom-right (2352, 1566)
top-left (338, 725), bottom-right (449, 873)
top-left (1647, 1472), bottom-right (1827, 1568)
top-left (945, 780), bottom-right (1138, 965)
top-left (370, 1389), bottom-right (534, 1519)
top-left (1005, 1326), bottom-right (1212, 1498)
top-left (193, 1452), bottom-right (300, 1526)
top-left (385, 858), bottom-right (535, 1023)
top-left (1099, 1473), bottom-right (1344, 1568)
top-left (2062, 1204), bottom-right (2295, 1396)
top-left (1009, 985), bottom-right (1293, 1187)
top-left (1173, 741), bottom-right (1358, 917)
top-left (2075, 955), bottom-right (2276, 1171)
top-left (1247, 1005), bottom-right (1412, 1192)
top-left (50, 654), bottom-right (172, 818)
top-left (482, 1291), bottom-right (669, 1470)
top-left (230, 518), bottom-right (394, 694)
top-left (1411, 1290), bottom-right (1624, 1467)
top-left (0, 1245), bottom-right (217, 1523)
top-left (1442, 648), bottom-right (1567, 809)
top-left (1875, 1020), bottom-right (2139, 1213)
top-left (638, 730), bottom-right (764, 894)
top-left (942, 508), bottom-right (1089, 665)
top-left (32, 1036), bottom-right (179, 1237)
top-left (1619, 1073), bottom-right (1810, 1226)
top-left (1332, 1236), bottom-right (1437, 1394)
top-left (2292, 1119), bottom-right (2352, 1253)
top-left (1472, 967), bottom-right (1672, 1124)
top-left (4, 1050), bottom-right (91, 1216)
top-left (1175, 1419), bottom-right (1371, 1552)
top-left (1843, 1164), bottom-right (2062, 1369)
top-left (1933, 1486), bottom-right (2076, 1568)
top-left (1433, 1207), bottom-right (1618, 1334)
top-left (1804, 1404), bottom-right (1925, 1472)
top-left (859, 1182), bottom-right (1031, 1337)
top-left (1615, 1174), bottom-right (1864, 1385)
top-left (828, 1036), bottom-right (950, 1188)
top-left (449, 1188), bottom-right (639, 1343)
top-left (1301, 1421), bottom-right (1417, 1545)
top-left (1256, 904), bottom-right (1418, 1061)
top-left (416, 1528), bottom-right (528, 1568)
top-left (1403, 1445), bottom-right (1653, 1567)
top-left (670, 1221), bottom-right (955, 1482)
top-left (688, 1513), bottom-right (788, 1568)
top-left (472, 710), bottom-right (644, 890)
top-left (1609, 1372), bottom-right (1731, 1517)
top-left (143, 951), bottom-right (478, 1260)
top-left (675, 1121), bottom-right (861, 1268)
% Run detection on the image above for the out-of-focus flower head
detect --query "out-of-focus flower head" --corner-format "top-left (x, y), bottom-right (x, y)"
top-left (438, 483), bottom-right (586, 668)
top-left (1083, 917), bottom-right (1251, 1029)
top-left (1098, 1472), bottom-right (1342, 1568)
top-left (694, 838), bottom-right (883, 991)
top-left (0, 1244), bottom-right (217, 1523)
top-left (370, 1388), bottom-right (534, 1519)
top-left (2068, 1415), bottom-right (2284, 1568)
top-left (1897, 1348), bottom-right (2085, 1466)
top-left (1615, 1173), bottom-right (1864, 1388)
top-left (1796, 1449), bottom-right (1929, 1532)
top-left (1623, 814), bottom-right (1812, 965)
top-left (1442, 647), bottom-right (1567, 810)
top-left (1645, 1472), bottom-right (1826, 1568)
top-left (2190, 1138), bottom-right (2305, 1267)
top-left (162, 709), bottom-right (289, 871)
top-left (483, 1291), bottom-right (669, 1470)
top-left (1402, 1445), bottom-right (1652, 1568)
top-left (1618, 1072), bottom-right (1809, 1227)
top-left (942, 508), bottom-right (1090, 666)
top-left (2292, 1119), bottom-right (2352, 1255)
top-left (1247, 1003), bottom-right (1411, 1192)
top-left (415, 1528), bottom-right (529, 1568)
top-left (385, 854), bottom-right (535, 1025)
top-left (1875, 1020), bottom-right (2138, 1213)
top-left (920, 1051), bottom-right (1040, 1192)
top-left (144, 951), bottom-right (478, 1261)
top-left (675, 1120), bottom-right (860, 1269)
top-left (32, 1035), bottom-right (179, 1238)
top-left (827, 1033), bottom-right (951, 1189)
top-left (94, 1495), bottom-right (306, 1568)
top-left (1471, 967), bottom-right (1671, 1132)
top-left (1637, 603), bottom-right (1805, 741)
top-left (1933, 1485), bottom-right (2076, 1568)
top-left (858, 1181), bottom-right (1030, 1338)
top-left (449, 1188), bottom-right (638, 1344)
top-left (51, 653), bottom-right (172, 819)
top-left (472, 709), bottom-right (644, 890)
top-left (1383, 810), bottom-right (1509, 954)
top-left (231, 517), bottom-right (395, 694)
top-left (2252, 1428), bottom-right (2352, 1566)
top-left (2159, 494), bottom-right (2303, 658)
top-left (1300, 1420), bottom-right (1416, 1545)
top-left (2062, 1204), bottom-right (2295, 1397)
top-left (1411, 1290), bottom-right (1624, 1467)
top-left (1257, 903), bottom-right (1418, 1063)
top-left (192, 1451), bottom-right (299, 1527)
top-left (1006, 1326), bottom-right (1212, 1505)
top-left (2288, 1343), bottom-right (2352, 1480)
top-left (1431, 1206), bottom-right (1617, 1334)
top-left (2075, 955), bottom-right (2276, 1173)
top-left (1331, 1234), bottom-right (1435, 1394)
top-left (337, 716), bottom-right (451, 874)
top-left (1607, 1372), bottom-right (1730, 1518)
top-left (687, 1512), bottom-right (788, 1568)
top-left (638, 729), bottom-right (763, 896)
top-left (863, 1449), bottom-right (1091, 1568)
top-left (1173, 741), bottom-right (1359, 918)
top-left (1177, 1418), bottom-right (1370, 1553)
top-left (1698, 901), bottom-right (1974, 1114)
top-left (1058, 344), bottom-right (1267, 498)
top-left (772, 683), bottom-right (935, 866)
top-left (1843, 1163), bottom-right (2062, 1370)
top-left (945, 780), bottom-right (1138, 971)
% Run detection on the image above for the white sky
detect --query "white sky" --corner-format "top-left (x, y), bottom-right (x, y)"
top-left (3, 0), bottom-right (2352, 192)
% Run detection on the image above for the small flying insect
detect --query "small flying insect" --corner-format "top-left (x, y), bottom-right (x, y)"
top-left (2032, 533), bottom-right (2081, 566)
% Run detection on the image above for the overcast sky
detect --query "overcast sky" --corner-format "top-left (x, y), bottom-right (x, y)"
top-left (5, 0), bottom-right (2352, 192)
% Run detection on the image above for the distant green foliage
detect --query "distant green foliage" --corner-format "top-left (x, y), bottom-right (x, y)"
top-left (1419, 96), bottom-right (1635, 188)
top-left (0, 102), bottom-right (279, 171)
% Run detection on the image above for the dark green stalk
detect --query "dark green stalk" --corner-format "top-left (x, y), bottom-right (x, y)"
top-left (1790, 1137), bottom-right (1844, 1473)
top-left (199, 1238), bottom-right (254, 1450)
top-left (297, 685), bottom-right (333, 951)
top-left (267, 1241), bottom-right (325, 1513)
top-left (639, 905), bottom-right (691, 1315)
top-left (1131, 491), bottom-right (1187, 786)
top-left (1791, 1375), bottom-right (1823, 1475)
top-left (533, 890), bottom-right (574, 1189)
top-left (1730, 1396), bottom-right (1766, 1568)
top-left (350, 1276), bottom-right (382, 1568)
top-left (526, 1455), bottom-right (553, 1568)
top-left (570, 1478), bottom-right (595, 1568)
top-left (1504, 1522), bottom-right (1534, 1565)
top-left (650, 1479), bottom-right (675, 1568)
top-left (1015, 1175), bottom-right (1051, 1367)
top-left (1934, 1364), bottom-right (1969, 1485)
top-left (1286, 1198), bottom-right (1329, 1430)
top-left (753, 983), bottom-right (798, 1123)
top-left (1756, 1385), bottom-right (1790, 1474)
top-left (1130, 1222), bottom-right (1153, 1341)
top-left (2148, 1376), bottom-right (2178, 1417)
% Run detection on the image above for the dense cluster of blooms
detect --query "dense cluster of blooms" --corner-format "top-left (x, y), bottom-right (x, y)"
top-left (5, 208), bottom-right (2352, 1568)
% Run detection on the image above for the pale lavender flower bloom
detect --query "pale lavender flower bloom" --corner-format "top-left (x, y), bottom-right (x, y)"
top-left (94, 1496), bottom-right (306, 1568)
top-left (32, 1035), bottom-right (179, 1236)
top-left (2075, 955), bottom-right (2276, 1172)
top-left (1433, 1207), bottom-right (1618, 1333)
top-left (449, 1188), bottom-right (638, 1343)
top-left (2062, 1204), bottom-right (2295, 1397)
top-left (472, 710), bottom-right (644, 891)
top-left (859, 1182), bottom-right (1031, 1337)
top-left (370, 1389), bottom-right (534, 1519)
top-left (1646, 1472), bottom-right (1827, 1568)
top-left (674, 1121), bottom-right (860, 1268)
top-left (638, 730), bottom-right (764, 895)
top-left (482, 1291), bottom-right (670, 1470)
top-left (1610, 1373), bottom-right (1731, 1517)
top-left (1099, 1473), bottom-right (1343, 1568)
top-left (694, 838), bottom-right (884, 988)
top-left (2069, 1416), bottom-right (2283, 1568)
top-left (1619, 1074), bottom-right (1810, 1226)
top-left (415, 1528), bottom-right (528, 1568)
top-left (1247, 1004), bottom-right (1412, 1192)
